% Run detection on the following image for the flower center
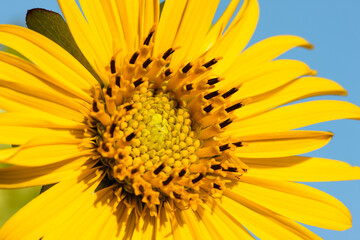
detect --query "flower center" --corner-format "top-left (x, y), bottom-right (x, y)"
top-left (122, 89), bottom-right (201, 168)
top-left (88, 28), bottom-right (245, 211)
top-left (92, 85), bottom-right (207, 208)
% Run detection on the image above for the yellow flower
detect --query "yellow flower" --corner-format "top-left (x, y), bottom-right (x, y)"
top-left (0, 0), bottom-right (360, 239)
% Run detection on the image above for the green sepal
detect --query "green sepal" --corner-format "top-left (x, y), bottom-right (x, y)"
top-left (160, 1), bottom-right (165, 16)
top-left (40, 183), bottom-right (55, 194)
top-left (26, 8), bottom-right (102, 86)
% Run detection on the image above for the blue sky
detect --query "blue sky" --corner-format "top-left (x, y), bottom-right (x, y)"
top-left (0, 0), bottom-right (359, 239)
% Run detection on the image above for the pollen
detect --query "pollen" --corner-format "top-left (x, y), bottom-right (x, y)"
top-left (88, 27), bottom-right (247, 211)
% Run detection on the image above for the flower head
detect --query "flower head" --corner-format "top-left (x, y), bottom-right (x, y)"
top-left (0, 0), bottom-right (360, 239)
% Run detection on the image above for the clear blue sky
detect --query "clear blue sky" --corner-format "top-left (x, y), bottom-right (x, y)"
top-left (0, 1), bottom-right (359, 239)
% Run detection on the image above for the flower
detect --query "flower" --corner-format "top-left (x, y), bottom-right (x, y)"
top-left (0, 0), bottom-right (360, 239)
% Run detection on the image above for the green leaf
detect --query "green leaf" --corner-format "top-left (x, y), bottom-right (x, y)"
top-left (26, 8), bottom-right (102, 86)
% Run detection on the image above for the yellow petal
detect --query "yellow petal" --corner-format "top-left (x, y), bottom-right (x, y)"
top-left (0, 112), bottom-right (85, 130)
top-left (116, 0), bottom-right (143, 54)
top-left (229, 35), bottom-right (313, 71)
top-left (222, 59), bottom-right (314, 100)
top-left (170, 0), bottom-right (220, 68)
top-left (0, 86), bottom-right (85, 122)
top-left (233, 176), bottom-right (352, 230)
top-left (0, 62), bottom-right (86, 121)
top-left (0, 168), bottom-right (103, 240)
top-left (216, 194), bottom-right (322, 240)
top-left (235, 131), bottom-right (333, 158)
top-left (0, 156), bottom-right (92, 189)
top-left (131, 211), bottom-right (157, 240)
top-left (227, 100), bottom-right (360, 136)
top-left (0, 51), bottom-right (89, 120)
top-left (200, 0), bottom-right (242, 52)
top-left (113, 203), bottom-right (135, 239)
top-left (154, 0), bottom-right (188, 56)
top-left (97, 202), bottom-right (121, 240)
top-left (75, 190), bottom-right (119, 240)
top-left (0, 52), bottom-right (91, 105)
top-left (0, 126), bottom-right (81, 145)
top-left (169, 208), bottom-right (196, 239)
top-left (200, 203), bottom-right (255, 239)
top-left (0, 25), bottom-right (97, 97)
top-left (0, 79), bottom-right (87, 118)
top-left (244, 156), bottom-right (360, 182)
top-left (235, 76), bottom-right (347, 120)
top-left (139, 0), bottom-right (159, 42)
top-left (156, 204), bottom-right (174, 239)
top-left (45, 187), bottom-right (118, 239)
top-left (100, 0), bottom-right (127, 56)
top-left (78, 0), bottom-right (114, 58)
top-left (208, 0), bottom-right (260, 74)
top-left (57, 0), bottom-right (109, 81)
top-left (181, 208), bottom-right (213, 239)
top-left (0, 135), bottom-right (93, 166)
top-left (0, 51), bottom-right (92, 105)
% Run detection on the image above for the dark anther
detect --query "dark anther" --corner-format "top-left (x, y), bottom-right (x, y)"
top-left (147, 195), bottom-right (152, 201)
top-left (226, 102), bottom-right (243, 113)
top-left (222, 88), bottom-right (238, 99)
top-left (203, 58), bottom-right (218, 68)
top-left (162, 175), bottom-right (174, 186)
top-left (143, 58), bottom-right (153, 69)
top-left (162, 48), bottom-right (175, 60)
top-left (219, 144), bottom-right (230, 152)
top-left (211, 164), bottom-right (222, 170)
top-left (178, 169), bottom-right (186, 177)
top-left (219, 118), bottom-right (232, 129)
top-left (115, 76), bottom-right (121, 87)
top-left (182, 62), bottom-right (193, 73)
top-left (102, 143), bottom-right (109, 152)
top-left (213, 183), bottom-right (221, 190)
top-left (143, 30), bottom-right (155, 46)
top-left (173, 192), bottom-right (181, 199)
top-left (129, 52), bottom-right (139, 64)
top-left (203, 104), bottom-right (214, 113)
top-left (92, 101), bottom-right (99, 112)
top-left (131, 168), bottom-right (139, 174)
top-left (192, 173), bottom-right (204, 184)
top-left (133, 78), bottom-right (144, 88)
top-left (110, 59), bottom-right (116, 74)
top-left (125, 104), bottom-right (133, 111)
top-left (115, 168), bottom-right (122, 174)
top-left (126, 132), bottom-right (136, 142)
top-left (139, 185), bottom-right (145, 194)
top-left (233, 141), bottom-right (243, 147)
top-left (154, 163), bottom-right (165, 175)
top-left (165, 68), bottom-right (172, 77)
top-left (204, 90), bottom-right (219, 100)
top-left (185, 84), bottom-right (193, 91)
top-left (106, 87), bottom-right (112, 97)
top-left (109, 123), bottom-right (116, 138)
top-left (207, 77), bottom-right (219, 85)
top-left (222, 167), bottom-right (238, 172)
top-left (118, 153), bottom-right (124, 159)
top-left (242, 168), bottom-right (248, 173)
